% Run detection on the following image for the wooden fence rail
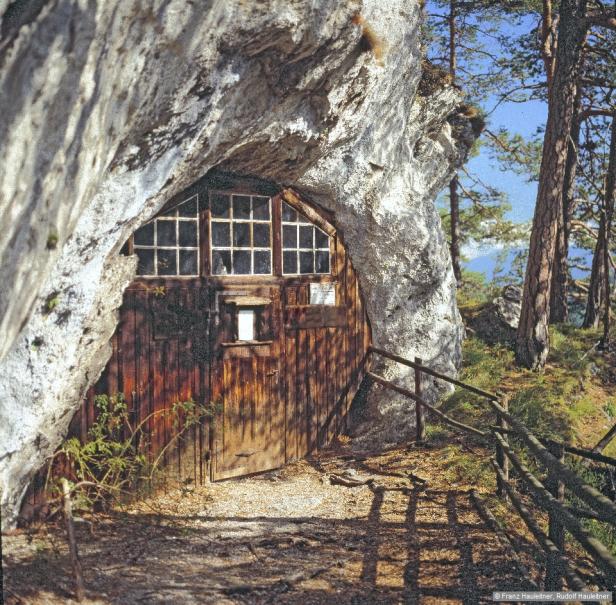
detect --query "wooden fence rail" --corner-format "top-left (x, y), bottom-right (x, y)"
top-left (368, 347), bottom-right (616, 592)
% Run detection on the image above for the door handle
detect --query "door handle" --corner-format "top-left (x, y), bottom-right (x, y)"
top-left (266, 370), bottom-right (279, 376)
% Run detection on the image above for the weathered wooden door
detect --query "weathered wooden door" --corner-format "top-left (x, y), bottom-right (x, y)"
top-left (210, 285), bottom-right (285, 479)
top-left (68, 175), bottom-right (372, 494)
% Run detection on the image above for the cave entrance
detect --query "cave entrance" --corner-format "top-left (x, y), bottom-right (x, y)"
top-left (78, 172), bottom-right (371, 482)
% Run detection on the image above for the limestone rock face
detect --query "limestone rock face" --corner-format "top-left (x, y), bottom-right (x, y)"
top-left (0, 0), bottom-right (472, 525)
top-left (494, 285), bottom-right (523, 330)
top-left (468, 285), bottom-right (523, 346)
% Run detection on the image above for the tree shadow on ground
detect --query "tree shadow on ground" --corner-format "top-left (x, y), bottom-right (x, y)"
top-left (4, 483), bottom-right (534, 605)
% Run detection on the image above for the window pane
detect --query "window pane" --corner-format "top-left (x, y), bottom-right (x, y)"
top-left (299, 251), bottom-right (314, 274)
top-left (283, 251), bottom-right (297, 274)
top-left (299, 225), bottom-right (313, 249)
top-left (179, 250), bottom-right (198, 275)
top-left (134, 222), bottom-right (154, 246)
top-left (136, 248), bottom-right (155, 275)
top-left (158, 249), bottom-right (177, 275)
top-left (282, 225), bottom-right (297, 248)
top-left (210, 193), bottom-right (230, 218)
top-left (252, 197), bottom-right (270, 220)
top-left (179, 221), bottom-right (198, 247)
top-left (282, 202), bottom-right (297, 222)
top-left (233, 250), bottom-right (251, 274)
top-left (315, 251), bottom-right (330, 273)
top-left (211, 222), bottom-right (230, 247)
top-left (161, 206), bottom-right (177, 217)
top-left (297, 212), bottom-right (310, 224)
top-left (157, 220), bottom-right (177, 246)
top-left (233, 195), bottom-right (251, 219)
top-left (315, 228), bottom-right (329, 249)
top-left (233, 222), bottom-right (251, 247)
top-left (212, 250), bottom-right (231, 275)
top-left (253, 223), bottom-right (270, 248)
top-left (254, 250), bottom-right (271, 274)
top-left (178, 196), bottom-right (198, 217)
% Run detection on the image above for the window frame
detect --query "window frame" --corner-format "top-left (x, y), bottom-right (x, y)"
top-left (129, 184), bottom-right (336, 282)
top-left (280, 201), bottom-right (332, 276)
top-left (132, 194), bottom-right (200, 278)
top-left (208, 190), bottom-right (274, 277)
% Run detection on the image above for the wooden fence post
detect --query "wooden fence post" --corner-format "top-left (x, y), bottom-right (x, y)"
top-left (415, 357), bottom-right (425, 442)
top-left (62, 478), bottom-right (85, 602)
top-left (495, 396), bottom-right (510, 500)
top-left (545, 441), bottom-right (565, 591)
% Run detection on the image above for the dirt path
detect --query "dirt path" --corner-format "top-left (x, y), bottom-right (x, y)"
top-left (3, 445), bottom-right (535, 604)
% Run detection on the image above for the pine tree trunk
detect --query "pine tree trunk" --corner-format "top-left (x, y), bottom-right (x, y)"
top-left (600, 115), bottom-right (616, 348)
top-left (516, 0), bottom-right (587, 369)
top-left (550, 89), bottom-right (582, 324)
top-left (583, 212), bottom-right (606, 329)
top-left (584, 116), bottom-right (616, 334)
top-left (450, 176), bottom-right (462, 284)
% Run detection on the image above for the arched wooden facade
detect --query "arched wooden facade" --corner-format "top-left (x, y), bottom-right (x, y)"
top-left (72, 173), bottom-right (371, 482)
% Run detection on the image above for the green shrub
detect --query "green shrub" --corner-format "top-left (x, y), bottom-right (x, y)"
top-left (47, 394), bottom-right (215, 511)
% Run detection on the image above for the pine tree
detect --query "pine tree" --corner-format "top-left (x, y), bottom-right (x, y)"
top-left (515, 0), bottom-right (588, 369)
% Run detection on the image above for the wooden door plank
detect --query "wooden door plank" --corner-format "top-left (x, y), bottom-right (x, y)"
top-left (307, 329), bottom-right (317, 452)
top-left (326, 326), bottom-right (336, 443)
top-left (284, 329), bottom-right (298, 461)
top-left (296, 328), bottom-right (308, 458)
top-left (316, 327), bottom-right (327, 448)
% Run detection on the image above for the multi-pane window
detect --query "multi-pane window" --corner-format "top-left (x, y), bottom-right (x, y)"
top-left (134, 195), bottom-right (199, 276)
top-left (281, 202), bottom-right (331, 274)
top-left (209, 192), bottom-right (272, 275)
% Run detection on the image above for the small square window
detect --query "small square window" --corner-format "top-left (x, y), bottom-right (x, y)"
top-left (233, 195), bottom-right (251, 219)
top-left (282, 203), bottom-right (297, 222)
top-left (134, 222), bottom-right (154, 246)
top-left (211, 222), bottom-right (230, 247)
top-left (299, 225), bottom-right (313, 249)
top-left (315, 251), bottom-right (330, 273)
top-left (283, 225), bottom-right (297, 248)
top-left (252, 197), bottom-right (270, 220)
top-left (299, 251), bottom-right (314, 274)
top-left (233, 222), bottom-right (251, 247)
top-left (136, 249), bottom-right (155, 275)
top-left (233, 250), bottom-right (251, 274)
top-left (253, 223), bottom-right (270, 248)
top-left (283, 251), bottom-right (298, 274)
top-left (212, 250), bottom-right (231, 275)
top-left (158, 249), bottom-right (177, 275)
top-left (254, 250), bottom-right (271, 274)
top-left (179, 221), bottom-right (198, 247)
top-left (157, 220), bottom-right (177, 247)
top-left (179, 250), bottom-right (198, 275)
top-left (315, 228), bottom-right (329, 249)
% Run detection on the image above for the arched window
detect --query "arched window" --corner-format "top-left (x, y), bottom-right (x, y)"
top-left (133, 195), bottom-right (200, 276)
top-left (281, 201), bottom-right (330, 275)
top-left (131, 187), bottom-right (332, 278)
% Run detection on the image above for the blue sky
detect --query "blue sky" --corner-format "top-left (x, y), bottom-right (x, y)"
top-left (425, 7), bottom-right (549, 277)
top-left (468, 98), bottom-right (546, 224)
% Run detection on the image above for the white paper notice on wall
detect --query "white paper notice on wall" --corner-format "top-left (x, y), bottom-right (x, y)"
top-left (237, 309), bottom-right (255, 341)
top-left (309, 283), bottom-right (336, 305)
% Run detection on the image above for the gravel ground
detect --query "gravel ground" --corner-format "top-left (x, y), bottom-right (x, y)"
top-left (2, 444), bottom-right (537, 604)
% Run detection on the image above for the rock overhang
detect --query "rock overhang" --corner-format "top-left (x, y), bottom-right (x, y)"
top-left (0, 0), bottom-right (475, 526)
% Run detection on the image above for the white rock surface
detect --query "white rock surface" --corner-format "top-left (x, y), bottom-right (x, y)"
top-left (0, 0), bottom-right (472, 526)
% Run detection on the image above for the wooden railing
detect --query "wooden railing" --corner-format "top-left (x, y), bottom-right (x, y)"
top-left (368, 345), bottom-right (616, 592)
